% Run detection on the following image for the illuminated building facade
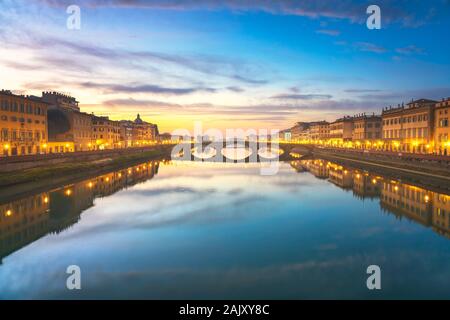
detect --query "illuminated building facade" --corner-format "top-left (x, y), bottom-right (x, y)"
top-left (310, 121), bottom-right (329, 142)
top-left (352, 114), bottom-right (382, 149)
top-left (329, 117), bottom-right (353, 145)
top-left (92, 116), bottom-right (121, 150)
top-left (0, 90), bottom-right (48, 156)
top-left (382, 99), bottom-right (436, 153)
top-left (434, 98), bottom-right (450, 155)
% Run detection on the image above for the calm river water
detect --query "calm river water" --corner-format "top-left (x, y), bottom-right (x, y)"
top-left (0, 159), bottom-right (449, 299)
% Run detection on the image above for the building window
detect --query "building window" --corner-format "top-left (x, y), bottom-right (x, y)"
top-left (1, 100), bottom-right (9, 111)
top-left (1, 128), bottom-right (8, 141)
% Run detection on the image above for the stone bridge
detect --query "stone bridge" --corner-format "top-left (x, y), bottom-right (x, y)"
top-left (171, 142), bottom-right (314, 163)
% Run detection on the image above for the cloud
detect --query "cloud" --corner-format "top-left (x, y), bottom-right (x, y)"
top-left (0, 27), bottom-right (268, 87)
top-left (1, 61), bottom-right (43, 71)
top-left (344, 89), bottom-right (382, 93)
top-left (231, 75), bottom-right (268, 85)
top-left (354, 42), bottom-right (387, 54)
top-left (103, 98), bottom-right (181, 108)
top-left (396, 45), bottom-right (425, 55)
top-left (271, 94), bottom-right (333, 100)
top-left (79, 82), bottom-right (217, 95)
top-left (226, 86), bottom-right (245, 93)
top-left (100, 96), bottom-right (391, 119)
top-left (316, 29), bottom-right (340, 36)
top-left (35, 0), bottom-right (439, 28)
top-left (356, 87), bottom-right (450, 102)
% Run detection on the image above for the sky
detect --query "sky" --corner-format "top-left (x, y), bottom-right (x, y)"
top-left (0, 0), bottom-right (449, 133)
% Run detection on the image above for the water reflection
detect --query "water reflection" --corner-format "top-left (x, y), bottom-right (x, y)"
top-left (0, 159), bottom-right (449, 299)
top-left (2, 159), bottom-right (449, 265)
top-left (291, 159), bottom-right (450, 238)
top-left (221, 147), bottom-right (253, 160)
top-left (0, 161), bottom-right (160, 263)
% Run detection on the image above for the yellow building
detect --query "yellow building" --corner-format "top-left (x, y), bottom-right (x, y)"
top-left (352, 114), bottom-right (382, 149)
top-left (329, 117), bottom-right (353, 146)
top-left (0, 90), bottom-right (48, 156)
top-left (290, 122), bottom-right (311, 142)
top-left (46, 141), bottom-right (75, 153)
top-left (92, 116), bottom-right (121, 150)
top-left (434, 98), bottom-right (450, 155)
top-left (309, 121), bottom-right (329, 142)
top-left (382, 99), bottom-right (436, 153)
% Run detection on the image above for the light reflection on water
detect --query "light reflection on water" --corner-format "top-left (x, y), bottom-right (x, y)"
top-left (0, 159), bottom-right (449, 299)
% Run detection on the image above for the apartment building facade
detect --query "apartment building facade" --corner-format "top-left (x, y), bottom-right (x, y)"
top-left (329, 117), bottom-right (353, 145)
top-left (434, 98), bottom-right (450, 155)
top-left (0, 90), bottom-right (48, 156)
top-left (382, 99), bottom-right (436, 153)
top-left (310, 121), bottom-right (330, 142)
top-left (92, 116), bottom-right (121, 150)
top-left (352, 114), bottom-right (382, 148)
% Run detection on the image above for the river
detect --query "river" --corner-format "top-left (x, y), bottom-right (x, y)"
top-left (0, 159), bottom-right (449, 299)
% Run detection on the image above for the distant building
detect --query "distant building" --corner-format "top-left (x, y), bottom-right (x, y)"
top-left (279, 129), bottom-right (292, 141)
top-left (434, 98), bottom-right (450, 155)
top-left (290, 122), bottom-right (311, 141)
top-left (119, 120), bottom-right (134, 148)
top-left (329, 116), bottom-right (353, 145)
top-left (43, 92), bottom-right (94, 152)
top-left (92, 116), bottom-right (121, 150)
top-left (310, 121), bottom-right (329, 142)
top-left (132, 114), bottom-right (158, 144)
top-left (0, 89), bottom-right (48, 156)
top-left (41, 91), bottom-right (80, 112)
top-left (352, 113), bottom-right (382, 148)
top-left (382, 98), bottom-right (436, 153)
top-left (47, 109), bottom-right (94, 152)
top-left (158, 132), bottom-right (172, 142)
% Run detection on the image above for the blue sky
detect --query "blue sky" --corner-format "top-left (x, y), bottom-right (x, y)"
top-left (0, 0), bottom-right (449, 132)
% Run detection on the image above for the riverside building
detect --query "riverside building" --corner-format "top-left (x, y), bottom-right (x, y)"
top-left (0, 90), bottom-right (48, 156)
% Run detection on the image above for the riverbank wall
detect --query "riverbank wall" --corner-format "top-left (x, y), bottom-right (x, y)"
top-left (0, 145), bottom-right (176, 173)
top-left (312, 147), bottom-right (450, 191)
